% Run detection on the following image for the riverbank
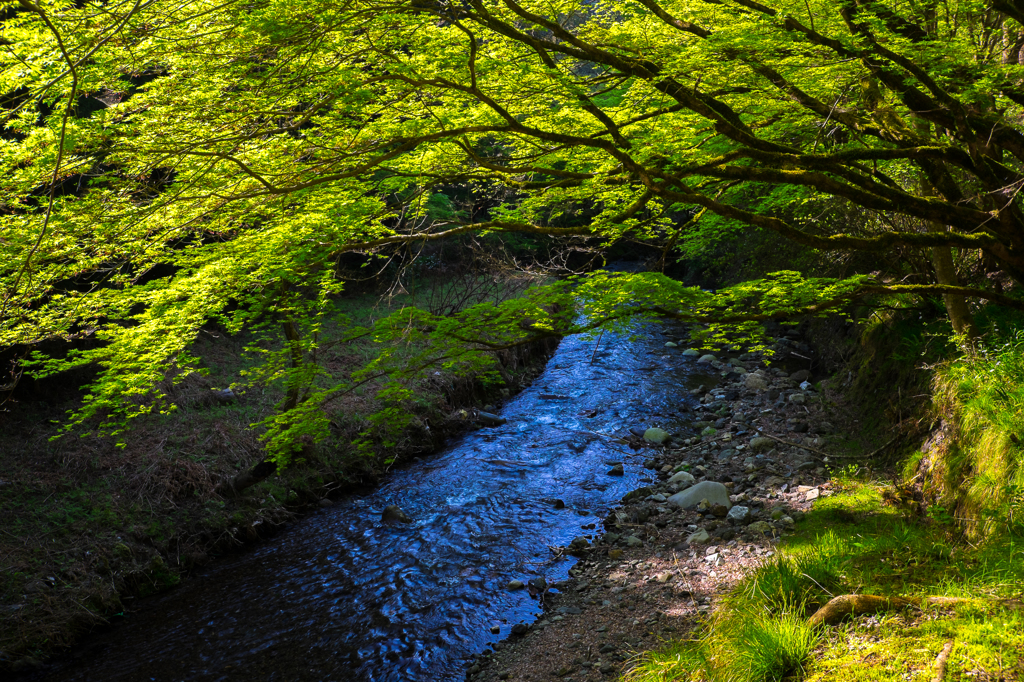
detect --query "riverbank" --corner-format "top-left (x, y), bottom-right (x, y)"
top-left (463, 329), bottom-right (848, 681)
top-left (470, 331), bottom-right (1024, 682)
top-left (0, 283), bottom-right (555, 673)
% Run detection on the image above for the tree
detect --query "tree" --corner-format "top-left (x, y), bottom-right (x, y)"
top-left (3, 0), bottom-right (1024, 478)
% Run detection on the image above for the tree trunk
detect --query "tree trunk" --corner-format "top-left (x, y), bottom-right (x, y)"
top-left (281, 318), bottom-right (304, 411)
top-left (930, 233), bottom-right (978, 340)
top-left (216, 318), bottom-right (306, 498)
top-left (215, 458), bottom-right (277, 497)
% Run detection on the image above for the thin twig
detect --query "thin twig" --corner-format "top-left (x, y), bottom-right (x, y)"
top-left (760, 432), bottom-right (893, 460)
top-left (589, 329), bottom-right (605, 363)
top-left (758, 432), bottom-right (832, 458)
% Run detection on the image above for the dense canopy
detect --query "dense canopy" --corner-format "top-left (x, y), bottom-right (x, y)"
top-left (4, 0), bottom-right (1024, 461)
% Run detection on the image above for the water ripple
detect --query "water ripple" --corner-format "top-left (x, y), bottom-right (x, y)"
top-left (48, 323), bottom-right (708, 682)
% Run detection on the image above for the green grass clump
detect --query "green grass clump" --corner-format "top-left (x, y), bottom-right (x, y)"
top-left (933, 331), bottom-right (1024, 537)
top-left (735, 612), bottom-right (820, 682)
top-left (739, 534), bottom-right (846, 614)
top-left (624, 612), bottom-right (820, 682)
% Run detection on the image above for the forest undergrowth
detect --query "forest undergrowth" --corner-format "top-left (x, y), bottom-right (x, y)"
top-left (0, 270), bottom-right (552, 669)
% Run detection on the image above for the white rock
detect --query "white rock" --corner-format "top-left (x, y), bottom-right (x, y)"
top-left (726, 506), bottom-right (751, 524)
top-left (668, 481), bottom-right (732, 510)
top-left (668, 471), bottom-right (695, 485)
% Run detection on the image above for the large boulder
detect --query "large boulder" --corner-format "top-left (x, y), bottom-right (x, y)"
top-left (697, 354), bottom-right (717, 364)
top-left (667, 481), bottom-right (732, 511)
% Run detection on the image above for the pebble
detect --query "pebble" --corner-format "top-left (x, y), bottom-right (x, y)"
top-left (608, 463), bottom-right (625, 476)
top-left (507, 580), bottom-right (525, 590)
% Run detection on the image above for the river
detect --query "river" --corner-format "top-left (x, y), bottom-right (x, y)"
top-left (45, 322), bottom-right (709, 681)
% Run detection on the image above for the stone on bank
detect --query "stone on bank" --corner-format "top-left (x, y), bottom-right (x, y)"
top-left (667, 481), bottom-right (732, 511)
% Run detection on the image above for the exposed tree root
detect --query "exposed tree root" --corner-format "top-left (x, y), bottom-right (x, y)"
top-left (807, 594), bottom-right (967, 627)
top-left (934, 639), bottom-right (954, 682)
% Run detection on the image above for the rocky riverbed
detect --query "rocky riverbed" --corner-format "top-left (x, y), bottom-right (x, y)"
top-left (467, 336), bottom-right (847, 682)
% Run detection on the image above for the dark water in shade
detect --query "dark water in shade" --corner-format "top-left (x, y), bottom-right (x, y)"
top-left (47, 323), bottom-right (708, 682)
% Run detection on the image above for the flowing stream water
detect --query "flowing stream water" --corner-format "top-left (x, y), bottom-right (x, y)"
top-left (47, 322), bottom-right (710, 682)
